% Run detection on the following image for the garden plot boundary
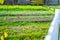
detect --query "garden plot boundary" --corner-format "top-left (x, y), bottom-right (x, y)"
top-left (0, 14), bottom-right (54, 22)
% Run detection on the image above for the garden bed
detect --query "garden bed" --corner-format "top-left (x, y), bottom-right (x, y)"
top-left (0, 21), bottom-right (50, 40)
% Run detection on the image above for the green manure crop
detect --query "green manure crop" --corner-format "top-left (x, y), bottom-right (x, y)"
top-left (0, 5), bottom-right (54, 40)
top-left (0, 5), bottom-right (54, 11)
top-left (0, 21), bottom-right (50, 40)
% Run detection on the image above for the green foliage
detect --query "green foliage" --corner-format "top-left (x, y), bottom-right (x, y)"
top-left (0, 0), bottom-right (4, 4)
top-left (0, 6), bottom-right (54, 11)
top-left (0, 21), bottom-right (50, 40)
top-left (0, 6), bottom-right (53, 40)
top-left (31, 0), bottom-right (43, 5)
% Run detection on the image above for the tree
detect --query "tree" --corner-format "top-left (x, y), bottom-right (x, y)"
top-left (36, 0), bottom-right (42, 5)
top-left (4, 0), bottom-right (10, 5)
top-left (31, 0), bottom-right (43, 6)
top-left (0, 0), bottom-right (4, 4)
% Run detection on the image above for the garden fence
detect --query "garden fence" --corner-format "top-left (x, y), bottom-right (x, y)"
top-left (44, 9), bottom-right (60, 40)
